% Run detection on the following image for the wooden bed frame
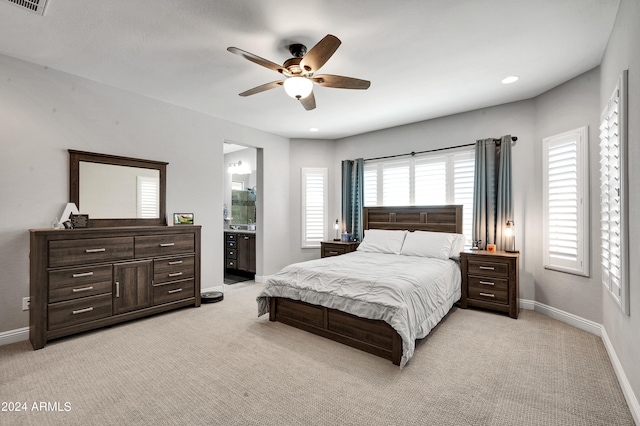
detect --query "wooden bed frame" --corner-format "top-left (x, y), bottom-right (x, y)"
top-left (268, 205), bottom-right (463, 365)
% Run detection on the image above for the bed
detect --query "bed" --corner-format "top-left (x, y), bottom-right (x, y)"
top-left (257, 205), bottom-right (464, 367)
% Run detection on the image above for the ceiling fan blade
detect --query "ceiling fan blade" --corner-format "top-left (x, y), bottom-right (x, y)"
top-left (239, 81), bottom-right (283, 97)
top-left (312, 74), bottom-right (371, 90)
top-left (227, 47), bottom-right (289, 76)
top-left (299, 34), bottom-right (341, 73)
top-left (300, 91), bottom-right (316, 111)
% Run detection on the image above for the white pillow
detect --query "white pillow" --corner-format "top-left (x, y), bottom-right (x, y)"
top-left (399, 231), bottom-right (457, 260)
top-left (357, 229), bottom-right (407, 254)
top-left (449, 233), bottom-right (467, 259)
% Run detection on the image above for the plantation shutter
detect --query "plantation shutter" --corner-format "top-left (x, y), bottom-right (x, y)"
top-left (137, 176), bottom-right (159, 218)
top-left (542, 127), bottom-right (588, 276)
top-left (382, 161), bottom-right (410, 206)
top-left (414, 156), bottom-right (447, 205)
top-left (363, 164), bottom-right (378, 206)
top-left (453, 153), bottom-right (475, 245)
top-left (600, 71), bottom-right (629, 314)
top-left (301, 168), bottom-right (327, 248)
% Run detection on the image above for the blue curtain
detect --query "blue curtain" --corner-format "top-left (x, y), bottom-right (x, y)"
top-left (341, 158), bottom-right (364, 242)
top-left (472, 136), bottom-right (513, 251)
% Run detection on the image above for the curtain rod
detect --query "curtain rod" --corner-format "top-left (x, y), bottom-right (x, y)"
top-left (364, 136), bottom-right (518, 162)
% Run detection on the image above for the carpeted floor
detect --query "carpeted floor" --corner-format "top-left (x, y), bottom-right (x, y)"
top-left (0, 283), bottom-right (634, 426)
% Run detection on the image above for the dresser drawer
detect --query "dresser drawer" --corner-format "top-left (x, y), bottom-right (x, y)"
top-left (153, 280), bottom-right (195, 305)
top-left (467, 259), bottom-right (509, 277)
top-left (153, 256), bottom-right (195, 284)
top-left (226, 259), bottom-right (237, 269)
top-left (226, 240), bottom-right (237, 249)
top-left (467, 286), bottom-right (508, 304)
top-left (49, 237), bottom-right (134, 268)
top-left (48, 294), bottom-right (113, 330)
top-left (49, 265), bottom-right (113, 303)
top-left (226, 248), bottom-right (237, 259)
top-left (135, 233), bottom-right (194, 257)
top-left (226, 233), bottom-right (237, 241)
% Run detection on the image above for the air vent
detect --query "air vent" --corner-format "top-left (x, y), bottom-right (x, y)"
top-left (5, 0), bottom-right (48, 15)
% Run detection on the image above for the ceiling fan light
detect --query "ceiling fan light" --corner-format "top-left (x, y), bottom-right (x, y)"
top-left (284, 77), bottom-right (313, 99)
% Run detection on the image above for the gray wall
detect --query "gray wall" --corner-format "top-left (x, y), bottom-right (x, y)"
top-left (532, 67), bottom-right (602, 322)
top-left (0, 54), bottom-right (291, 333)
top-left (599, 0), bottom-right (640, 409)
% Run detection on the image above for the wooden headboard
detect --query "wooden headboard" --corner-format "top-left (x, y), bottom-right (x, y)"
top-left (363, 205), bottom-right (463, 234)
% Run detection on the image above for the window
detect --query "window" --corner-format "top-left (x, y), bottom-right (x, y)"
top-left (542, 127), bottom-right (589, 276)
top-left (600, 70), bottom-right (629, 315)
top-left (137, 176), bottom-right (159, 219)
top-left (364, 149), bottom-right (475, 245)
top-left (301, 168), bottom-right (328, 248)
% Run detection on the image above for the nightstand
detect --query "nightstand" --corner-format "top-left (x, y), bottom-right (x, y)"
top-left (459, 250), bottom-right (520, 319)
top-left (321, 241), bottom-right (359, 258)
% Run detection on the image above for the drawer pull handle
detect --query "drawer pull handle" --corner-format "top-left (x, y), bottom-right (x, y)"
top-left (479, 292), bottom-right (495, 298)
top-left (479, 281), bottom-right (494, 286)
top-left (115, 282), bottom-right (120, 298)
top-left (168, 260), bottom-right (183, 265)
top-left (479, 266), bottom-right (495, 270)
top-left (168, 272), bottom-right (183, 277)
top-left (329, 251), bottom-right (339, 255)
top-left (72, 307), bottom-right (94, 315)
top-left (160, 243), bottom-right (175, 247)
top-left (168, 288), bottom-right (183, 294)
top-left (85, 248), bottom-right (106, 253)
top-left (229, 262), bottom-right (234, 266)
top-left (244, 236), bottom-right (250, 240)
top-left (72, 286), bottom-right (94, 293)
top-left (72, 272), bottom-right (94, 278)
top-left (228, 251), bottom-right (234, 255)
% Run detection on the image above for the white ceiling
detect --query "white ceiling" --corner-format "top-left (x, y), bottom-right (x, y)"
top-left (0, 0), bottom-right (620, 139)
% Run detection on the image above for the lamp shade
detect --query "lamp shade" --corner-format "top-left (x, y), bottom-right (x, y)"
top-left (283, 77), bottom-right (313, 99)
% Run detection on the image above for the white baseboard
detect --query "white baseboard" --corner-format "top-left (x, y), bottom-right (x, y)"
top-left (520, 298), bottom-right (639, 423)
top-left (254, 275), bottom-right (265, 283)
top-left (601, 327), bottom-right (640, 425)
top-left (519, 298), bottom-right (601, 336)
top-left (0, 327), bottom-right (28, 346)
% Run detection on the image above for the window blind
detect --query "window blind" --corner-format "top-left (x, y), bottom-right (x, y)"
top-left (542, 127), bottom-right (588, 276)
top-left (137, 176), bottom-right (159, 219)
top-left (382, 161), bottom-right (410, 206)
top-left (301, 168), bottom-right (327, 248)
top-left (599, 71), bottom-right (629, 314)
top-left (452, 153), bottom-right (475, 245)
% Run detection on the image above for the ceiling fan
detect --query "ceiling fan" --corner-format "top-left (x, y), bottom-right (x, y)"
top-left (227, 34), bottom-right (370, 111)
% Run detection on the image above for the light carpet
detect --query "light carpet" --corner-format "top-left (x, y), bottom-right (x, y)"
top-left (0, 282), bottom-right (634, 426)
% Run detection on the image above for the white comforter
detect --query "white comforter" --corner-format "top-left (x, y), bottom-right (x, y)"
top-left (257, 251), bottom-right (461, 367)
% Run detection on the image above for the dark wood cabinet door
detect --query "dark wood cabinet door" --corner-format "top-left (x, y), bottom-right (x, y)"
top-left (237, 234), bottom-right (256, 273)
top-left (113, 260), bottom-right (153, 315)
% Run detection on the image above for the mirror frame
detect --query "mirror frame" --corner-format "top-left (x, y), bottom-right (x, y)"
top-left (69, 149), bottom-right (168, 227)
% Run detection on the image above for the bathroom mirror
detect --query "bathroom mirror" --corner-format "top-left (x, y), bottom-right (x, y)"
top-left (69, 150), bottom-right (167, 227)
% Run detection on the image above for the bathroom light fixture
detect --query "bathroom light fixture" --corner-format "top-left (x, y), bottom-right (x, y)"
top-left (283, 77), bottom-right (313, 99)
top-left (505, 220), bottom-right (519, 253)
top-left (228, 161), bottom-right (251, 175)
top-left (501, 75), bottom-right (519, 84)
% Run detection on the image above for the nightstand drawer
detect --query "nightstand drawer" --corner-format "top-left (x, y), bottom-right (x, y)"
top-left (323, 245), bottom-right (348, 257)
top-left (468, 287), bottom-right (508, 304)
top-left (467, 260), bottom-right (509, 277)
top-left (467, 275), bottom-right (509, 293)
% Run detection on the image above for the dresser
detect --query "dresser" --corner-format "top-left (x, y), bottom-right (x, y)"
top-left (224, 231), bottom-right (255, 273)
top-left (459, 250), bottom-right (519, 319)
top-left (29, 226), bottom-right (201, 349)
top-left (320, 241), bottom-right (360, 258)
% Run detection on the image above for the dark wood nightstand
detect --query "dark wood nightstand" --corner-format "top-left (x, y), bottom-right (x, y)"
top-left (459, 250), bottom-right (520, 319)
top-left (321, 241), bottom-right (359, 258)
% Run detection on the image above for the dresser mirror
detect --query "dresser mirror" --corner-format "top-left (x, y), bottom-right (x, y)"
top-left (69, 150), bottom-right (167, 227)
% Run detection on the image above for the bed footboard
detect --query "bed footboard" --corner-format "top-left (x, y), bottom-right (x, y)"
top-left (269, 297), bottom-right (402, 365)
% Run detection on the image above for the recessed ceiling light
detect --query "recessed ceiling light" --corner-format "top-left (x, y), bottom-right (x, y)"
top-left (309, 127), bottom-right (319, 132)
top-left (501, 76), bottom-right (519, 84)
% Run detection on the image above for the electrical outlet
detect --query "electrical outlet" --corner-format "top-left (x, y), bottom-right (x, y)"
top-left (22, 297), bottom-right (30, 311)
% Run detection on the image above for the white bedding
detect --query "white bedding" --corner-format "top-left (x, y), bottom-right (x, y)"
top-left (257, 251), bottom-right (461, 368)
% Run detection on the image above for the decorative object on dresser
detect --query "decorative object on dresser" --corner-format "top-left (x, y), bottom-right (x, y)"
top-left (459, 250), bottom-right (519, 319)
top-left (320, 240), bottom-right (359, 258)
top-left (29, 225), bottom-right (201, 349)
